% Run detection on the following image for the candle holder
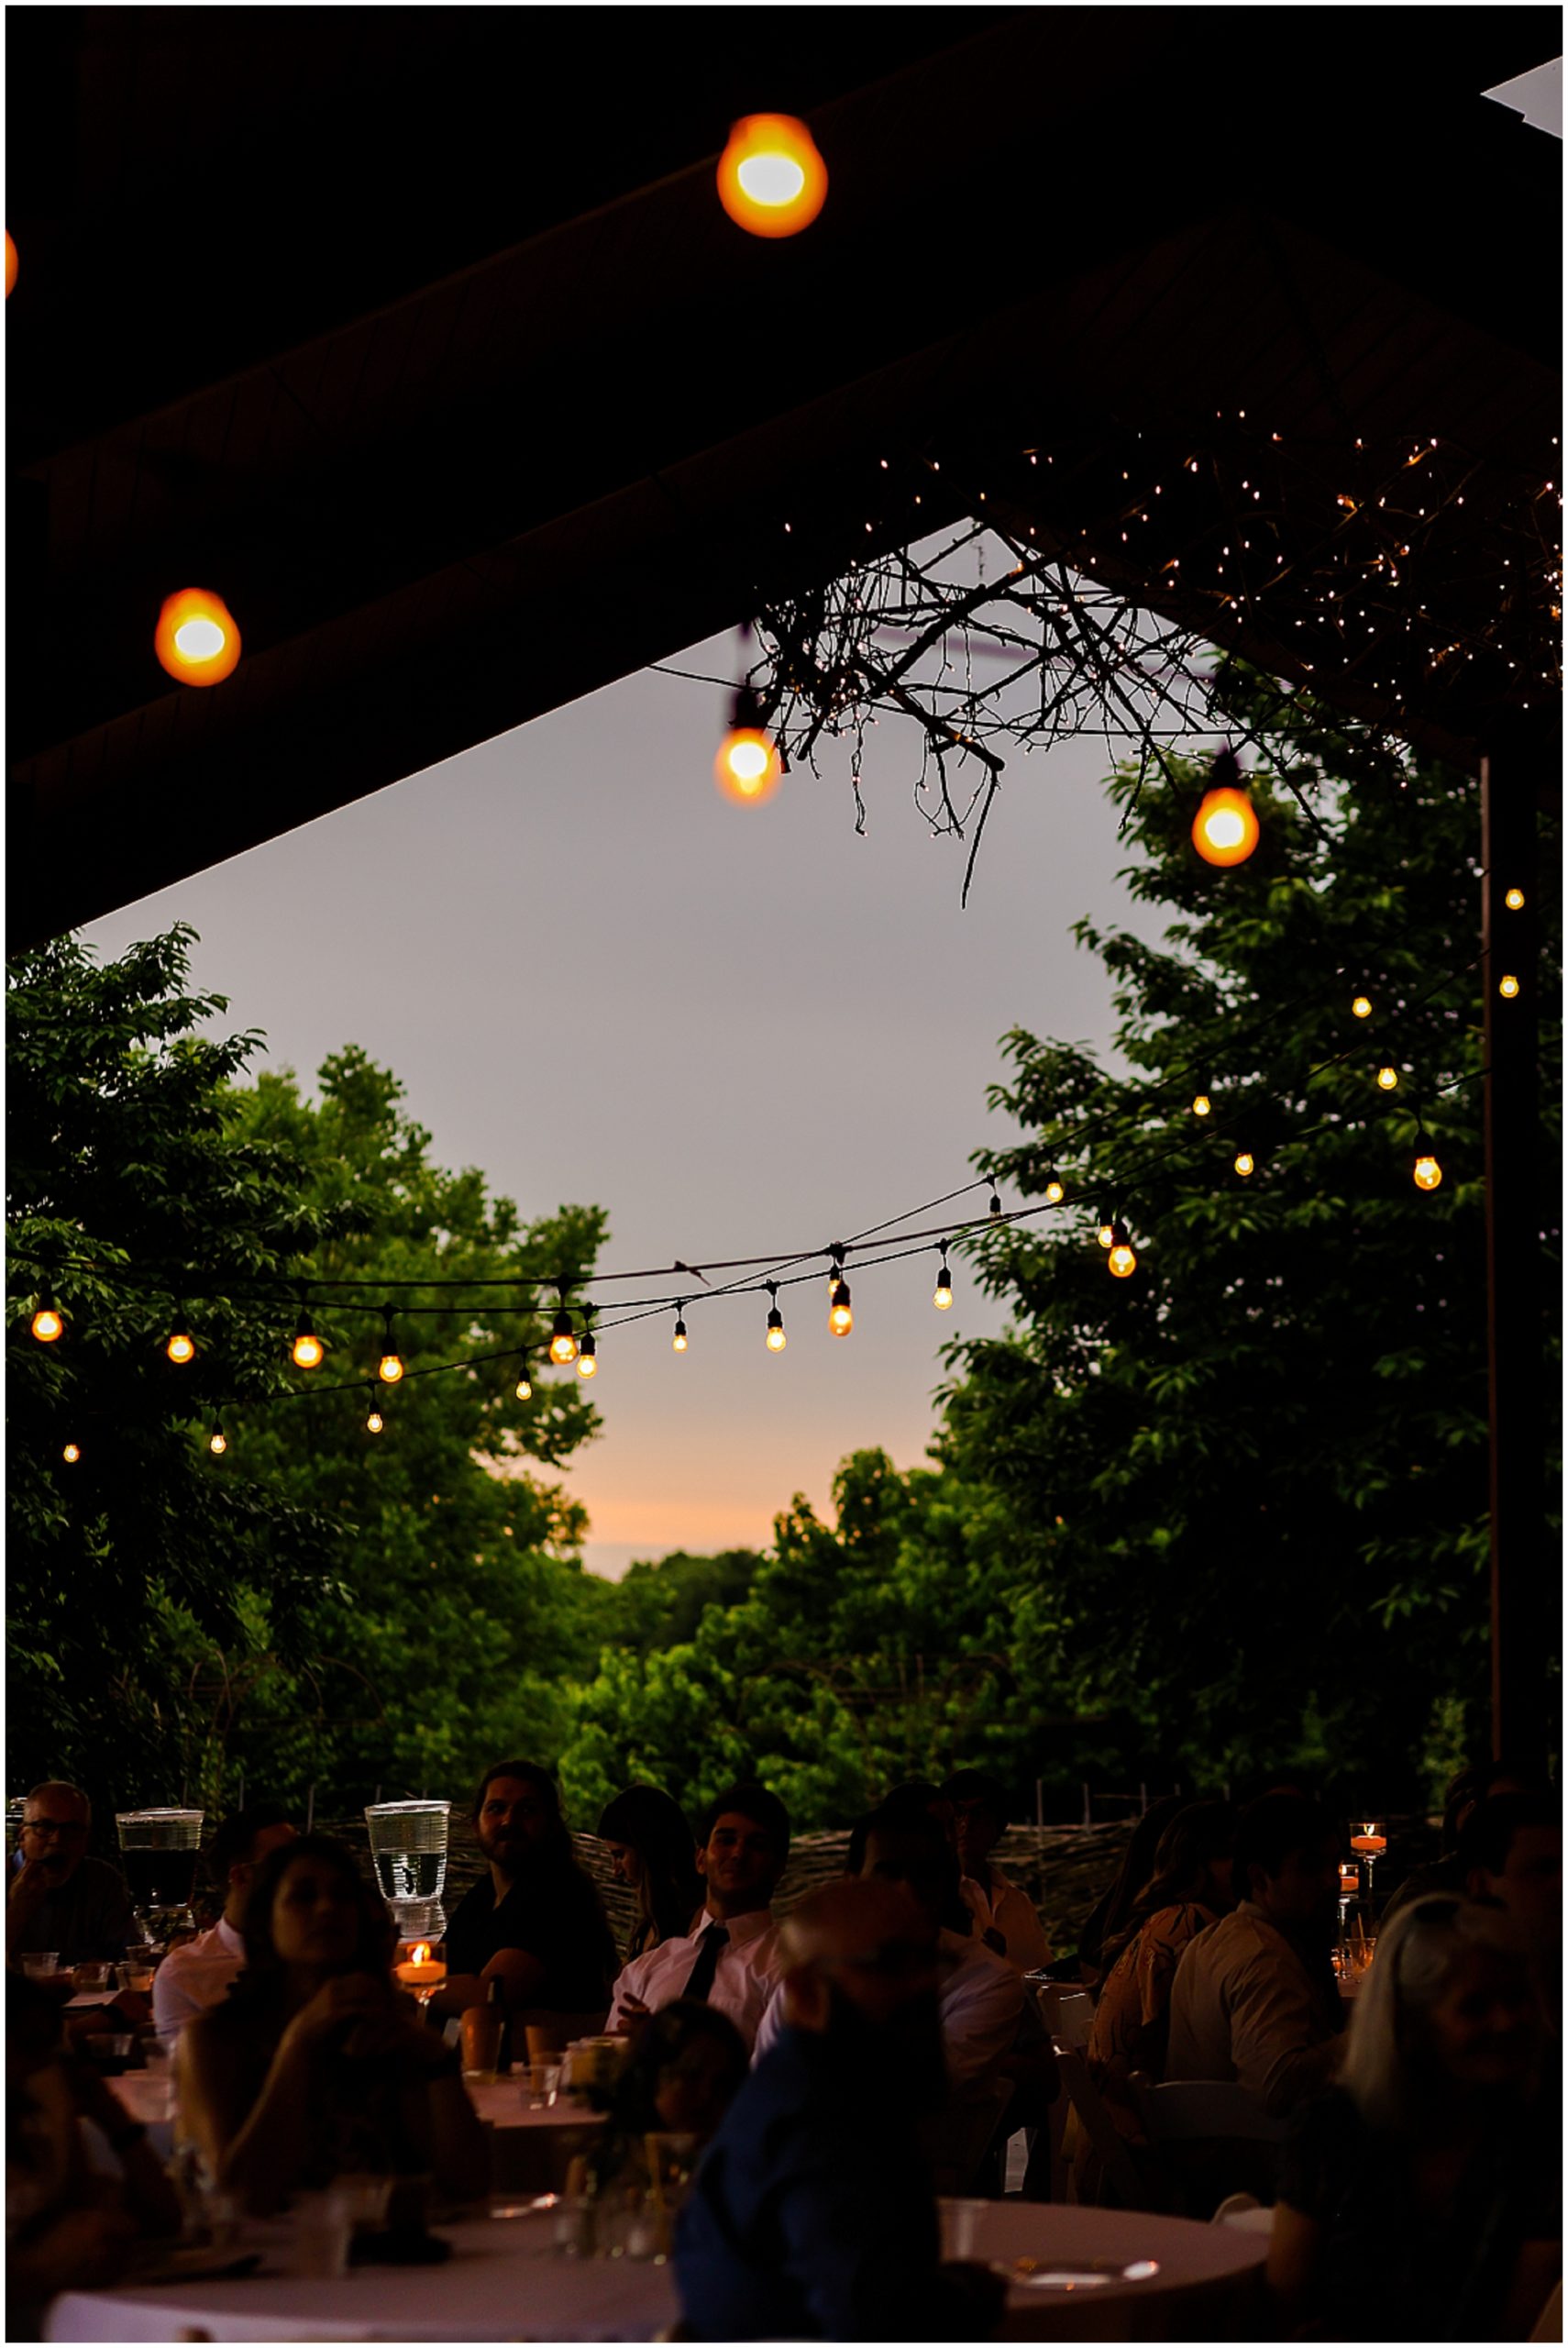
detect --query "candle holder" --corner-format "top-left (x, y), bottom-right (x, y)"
top-left (393, 1937), bottom-right (447, 2013)
top-left (1336, 1863), bottom-right (1361, 1975)
top-left (1347, 1818), bottom-right (1387, 1910)
top-left (364, 1800), bottom-right (449, 1948)
top-left (116, 1808), bottom-right (204, 1945)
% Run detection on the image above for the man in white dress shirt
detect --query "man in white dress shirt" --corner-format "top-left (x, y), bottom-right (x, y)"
top-left (151, 1804), bottom-right (297, 2037)
top-left (609, 1782), bottom-right (789, 2050)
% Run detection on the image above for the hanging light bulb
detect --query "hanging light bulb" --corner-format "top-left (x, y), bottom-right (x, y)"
top-left (291, 1307), bottom-right (325, 1369)
top-left (165, 1311), bottom-right (195, 1366)
top-left (1234, 1151), bottom-right (1255, 1178)
top-left (514, 1357), bottom-right (533, 1401)
top-left (1352, 995), bottom-right (1373, 1020)
top-left (154, 588), bottom-right (242, 686)
top-left (1097, 1205), bottom-right (1115, 1249)
top-left (5, 231), bottom-right (17, 299)
top-left (1191, 1088), bottom-right (1212, 1117)
top-left (1498, 974), bottom-right (1520, 999)
top-left (1504, 888), bottom-right (1525, 912)
top-left (1412, 1131), bottom-right (1443, 1191)
top-left (1043, 1174), bottom-right (1064, 1205)
top-left (766, 1282), bottom-right (787, 1352)
top-left (672, 1312), bottom-right (690, 1354)
top-left (1375, 1065), bottom-right (1399, 1091)
top-left (988, 1188), bottom-right (1003, 1216)
top-left (577, 1324), bottom-right (598, 1379)
top-left (1190, 749), bottom-right (1260, 868)
top-left (366, 1393), bottom-right (385, 1434)
top-left (377, 1308), bottom-right (404, 1384)
top-left (828, 1279), bottom-right (854, 1337)
top-left (1108, 1221), bottom-right (1137, 1279)
top-left (716, 114), bottom-right (828, 238)
top-left (933, 1249), bottom-right (953, 1310)
top-left (715, 682), bottom-right (783, 805)
top-left (208, 1420), bottom-right (227, 1457)
top-left (30, 1289), bottom-right (63, 1344)
top-left (61, 1442), bottom-right (81, 1465)
top-left (548, 1305), bottom-right (578, 1366)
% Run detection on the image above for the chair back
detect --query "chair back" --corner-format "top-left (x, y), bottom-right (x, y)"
top-left (1035, 1984), bottom-right (1095, 2047)
top-left (922, 2078), bottom-right (1015, 2198)
top-left (1052, 2040), bottom-right (1143, 2206)
top-left (1130, 2074), bottom-right (1286, 2144)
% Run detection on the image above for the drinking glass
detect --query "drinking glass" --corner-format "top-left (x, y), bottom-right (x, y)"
top-left (116, 1809), bottom-right (204, 1937)
top-left (461, 2004), bottom-right (504, 2085)
top-left (20, 1951), bottom-right (61, 1981)
top-left (525, 2061), bottom-right (561, 2109)
top-left (940, 2198), bottom-right (989, 2262)
top-left (1348, 1818), bottom-right (1387, 1906)
top-left (72, 1961), bottom-right (112, 1991)
top-left (289, 2187), bottom-right (355, 2279)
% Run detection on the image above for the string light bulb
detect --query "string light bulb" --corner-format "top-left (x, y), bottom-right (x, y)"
top-left (5, 231), bottom-right (17, 299)
top-left (1234, 1151), bottom-right (1255, 1178)
top-left (1375, 1065), bottom-right (1399, 1091)
top-left (366, 1395), bottom-right (385, 1434)
top-left (208, 1420), bottom-right (227, 1457)
top-left (1190, 748), bottom-right (1260, 868)
top-left (1043, 1174), bottom-right (1064, 1205)
top-left (30, 1290), bottom-right (63, 1344)
top-left (1097, 1206), bottom-right (1115, 1249)
top-left (933, 1249), bottom-right (953, 1310)
top-left (766, 1282), bottom-right (787, 1352)
top-left (829, 1279), bottom-right (854, 1338)
top-left (377, 1309), bottom-right (404, 1384)
top-left (1505, 888), bottom-right (1525, 911)
top-left (1191, 1087), bottom-right (1212, 1117)
top-left (1498, 974), bottom-right (1520, 999)
top-left (577, 1324), bottom-right (598, 1379)
top-left (714, 719), bottom-right (782, 806)
top-left (62, 1442), bottom-right (81, 1465)
top-left (548, 1305), bottom-right (578, 1366)
top-left (1412, 1132), bottom-right (1443, 1191)
top-left (154, 588), bottom-right (242, 686)
top-left (988, 1188), bottom-right (1003, 1217)
top-left (165, 1312), bottom-right (195, 1366)
top-left (672, 1312), bottom-right (689, 1354)
top-left (514, 1359), bottom-right (533, 1401)
top-left (716, 114), bottom-right (827, 238)
top-left (1352, 995), bottom-right (1373, 1019)
top-left (291, 1310), bottom-right (325, 1369)
top-left (1108, 1221), bottom-right (1137, 1279)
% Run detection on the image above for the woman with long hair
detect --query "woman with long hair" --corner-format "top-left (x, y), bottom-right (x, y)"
top-left (597, 1787), bottom-right (701, 1962)
top-left (1076, 1794), bottom-right (1187, 1989)
top-left (178, 1834), bottom-right (488, 2213)
top-left (1075, 1800), bottom-right (1235, 2199)
top-left (1269, 1896), bottom-right (1558, 2341)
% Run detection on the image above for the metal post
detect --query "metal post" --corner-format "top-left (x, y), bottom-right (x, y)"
top-left (1480, 754), bottom-right (1546, 1767)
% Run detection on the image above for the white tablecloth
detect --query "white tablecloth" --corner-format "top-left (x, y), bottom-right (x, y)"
top-left (47, 2197), bottom-right (1264, 2343)
top-left (467, 2082), bottom-right (605, 2135)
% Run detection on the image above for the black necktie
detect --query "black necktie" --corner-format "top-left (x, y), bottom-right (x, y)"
top-left (680, 1922), bottom-right (729, 2003)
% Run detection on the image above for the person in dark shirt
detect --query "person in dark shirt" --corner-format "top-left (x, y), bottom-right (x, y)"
top-left (1269, 1895), bottom-right (1561, 2342)
top-left (675, 1877), bottom-right (1006, 2342)
top-left (436, 1760), bottom-right (616, 2030)
top-left (6, 1783), bottom-right (135, 1967)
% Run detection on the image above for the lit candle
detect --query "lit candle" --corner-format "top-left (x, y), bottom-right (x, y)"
top-left (1339, 1866), bottom-right (1360, 1894)
top-left (1349, 1833), bottom-right (1386, 1854)
top-left (393, 1942), bottom-right (447, 1993)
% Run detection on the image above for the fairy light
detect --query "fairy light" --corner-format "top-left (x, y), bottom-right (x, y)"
top-left (1375, 1065), bottom-right (1399, 1091)
top-left (1498, 974), bottom-right (1520, 999)
top-left (154, 589), bottom-right (241, 686)
top-left (716, 114), bottom-right (827, 238)
top-left (828, 1250), bottom-right (854, 1338)
top-left (548, 1303), bottom-right (579, 1366)
top-left (1504, 888), bottom-right (1525, 911)
top-left (1412, 1132), bottom-right (1443, 1191)
top-left (208, 1420), bottom-right (227, 1456)
top-left (30, 1290), bottom-right (63, 1344)
top-left (766, 1282), bottom-right (787, 1352)
top-left (672, 1311), bottom-right (690, 1354)
top-left (377, 1308), bottom-right (404, 1384)
top-left (933, 1248), bottom-right (953, 1310)
top-left (577, 1321), bottom-right (598, 1379)
top-left (1191, 1088), bottom-right (1212, 1118)
top-left (165, 1312), bottom-right (195, 1366)
top-left (61, 1443), bottom-right (81, 1465)
top-left (365, 1393), bottom-right (385, 1434)
top-left (1108, 1220), bottom-right (1137, 1279)
top-left (1234, 1151), bottom-right (1255, 1178)
top-left (1097, 1206), bottom-right (1115, 1249)
top-left (1352, 995), bottom-right (1373, 1019)
top-left (1043, 1175), bottom-right (1065, 1205)
top-left (292, 1310), bottom-right (325, 1370)
top-left (514, 1357), bottom-right (533, 1401)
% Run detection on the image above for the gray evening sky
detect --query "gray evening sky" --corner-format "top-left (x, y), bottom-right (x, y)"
top-left (83, 618), bottom-right (1166, 1580)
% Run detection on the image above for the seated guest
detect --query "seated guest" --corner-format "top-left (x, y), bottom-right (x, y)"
top-left (1460, 1791), bottom-right (1562, 2030)
top-left (1269, 1897), bottom-right (1561, 2341)
top-left (588, 1999), bottom-right (750, 2195)
top-left (6, 1784), bottom-right (134, 1967)
top-left (610, 1782), bottom-right (789, 2051)
top-left (941, 1769), bottom-right (1052, 1972)
top-left (597, 1785), bottom-right (702, 1962)
top-left (1385, 1758), bottom-right (1541, 1922)
top-left (1076, 1795), bottom-right (1187, 1990)
top-left (675, 1877), bottom-right (1006, 2341)
top-left (179, 1834), bottom-right (488, 2213)
top-left (437, 1761), bottom-right (617, 2028)
top-left (1165, 1792), bottom-right (1343, 2118)
top-left (152, 1803), bottom-right (297, 2038)
top-left (753, 1805), bottom-right (1027, 2099)
top-left (1076, 1800), bottom-right (1234, 2197)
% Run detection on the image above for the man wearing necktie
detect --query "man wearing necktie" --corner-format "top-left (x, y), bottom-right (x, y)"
top-left (609, 1784), bottom-right (789, 2050)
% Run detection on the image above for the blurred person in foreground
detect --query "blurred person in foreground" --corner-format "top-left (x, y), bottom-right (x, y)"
top-left (7, 1971), bottom-right (179, 2339)
top-left (1075, 1800), bottom-right (1235, 2198)
top-left (1165, 1792), bottom-right (1343, 2118)
top-left (941, 1770), bottom-right (1053, 1973)
top-left (1268, 1896), bottom-right (1561, 2341)
top-left (610, 1782), bottom-right (789, 2050)
top-left (1385, 1759), bottom-right (1543, 1922)
top-left (436, 1761), bottom-right (617, 2031)
top-left (1460, 1791), bottom-right (1562, 2032)
top-left (587, 1999), bottom-right (749, 2197)
top-left (597, 1785), bottom-right (702, 1963)
top-left (6, 1784), bottom-right (134, 1967)
top-left (675, 1877), bottom-right (1006, 2341)
top-left (179, 1834), bottom-right (488, 2214)
top-left (152, 1802), bottom-right (297, 2039)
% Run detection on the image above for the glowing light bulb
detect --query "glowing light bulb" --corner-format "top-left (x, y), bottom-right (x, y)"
top-left (292, 1314), bottom-right (325, 1369)
top-left (714, 727), bottom-right (782, 805)
top-left (1191, 1092), bottom-right (1211, 1117)
top-left (1043, 1177), bottom-right (1064, 1205)
top-left (1234, 1152), bottom-right (1255, 1178)
top-left (378, 1350), bottom-right (403, 1383)
top-left (208, 1423), bottom-right (227, 1456)
top-left (1352, 995), bottom-right (1372, 1019)
top-left (154, 588), bottom-right (241, 686)
top-left (577, 1332), bottom-right (598, 1379)
top-left (933, 1255), bottom-right (953, 1310)
top-left (1097, 1216), bottom-right (1115, 1248)
top-left (5, 231), bottom-right (17, 298)
top-left (1191, 786), bottom-right (1260, 867)
top-left (766, 1297), bottom-right (787, 1352)
top-left (672, 1317), bottom-right (689, 1353)
top-left (166, 1326), bottom-right (195, 1365)
top-left (829, 1279), bottom-right (854, 1337)
top-left (1413, 1149), bottom-right (1442, 1191)
top-left (1376, 1066), bottom-right (1398, 1091)
top-left (1505, 888), bottom-right (1525, 911)
top-left (1108, 1222), bottom-right (1137, 1279)
top-left (62, 1442), bottom-right (81, 1465)
top-left (716, 115), bottom-right (828, 238)
top-left (549, 1308), bottom-right (578, 1366)
top-left (31, 1301), bottom-right (63, 1344)
top-left (1498, 974), bottom-right (1519, 999)
top-left (366, 1403), bottom-right (384, 1434)
top-left (514, 1368), bottom-right (533, 1401)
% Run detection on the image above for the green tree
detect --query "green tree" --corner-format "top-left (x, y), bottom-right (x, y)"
top-left (6, 929), bottom-right (348, 1808)
top-left (942, 685), bottom-right (1561, 1802)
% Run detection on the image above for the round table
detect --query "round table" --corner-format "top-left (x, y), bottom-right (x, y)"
top-left (957, 2199), bottom-right (1266, 2342)
top-left (467, 2082), bottom-right (606, 2195)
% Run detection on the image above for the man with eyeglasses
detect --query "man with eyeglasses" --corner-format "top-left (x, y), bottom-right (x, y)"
top-left (7, 1782), bottom-right (135, 1966)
